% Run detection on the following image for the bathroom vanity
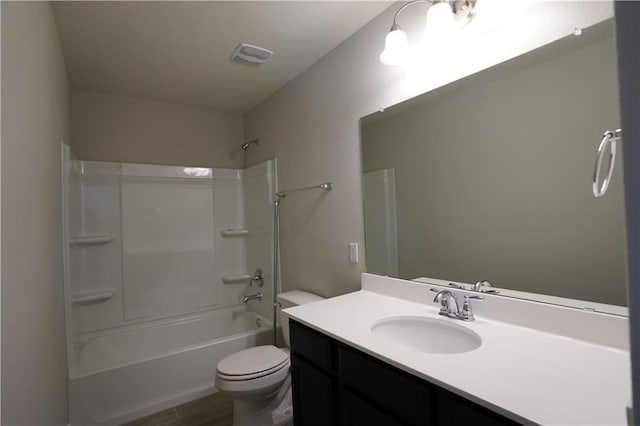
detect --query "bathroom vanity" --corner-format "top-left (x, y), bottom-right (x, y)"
top-left (285, 274), bottom-right (631, 426)
top-left (290, 320), bottom-right (519, 426)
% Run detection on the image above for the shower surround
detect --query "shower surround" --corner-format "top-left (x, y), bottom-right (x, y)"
top-left (62, 151), bottom-right (276, 424)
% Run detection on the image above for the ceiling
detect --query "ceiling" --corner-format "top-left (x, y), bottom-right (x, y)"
top-left (52, 1), bottom-right (392, 114)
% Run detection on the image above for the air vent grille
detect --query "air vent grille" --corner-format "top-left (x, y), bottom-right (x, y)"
top-left (230, 43), bottom-right (273, 67)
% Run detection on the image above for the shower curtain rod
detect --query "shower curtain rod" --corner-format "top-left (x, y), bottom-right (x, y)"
top-left (275, 182), bottom-right (333, 198)
top-left (271, 181), bottom-right (332, 344)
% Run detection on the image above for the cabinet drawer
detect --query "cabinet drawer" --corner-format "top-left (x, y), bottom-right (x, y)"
top-left (339, 344), bottom-right (434, 425)
top-left (290, 320), bottom-right (334, 372)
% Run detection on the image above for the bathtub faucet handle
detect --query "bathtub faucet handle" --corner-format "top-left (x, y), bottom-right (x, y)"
top-left (251, 268), bottom-right (264, 287)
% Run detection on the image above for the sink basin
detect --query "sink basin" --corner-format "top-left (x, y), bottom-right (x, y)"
top-left (371, 316), bottom-right (482, 354)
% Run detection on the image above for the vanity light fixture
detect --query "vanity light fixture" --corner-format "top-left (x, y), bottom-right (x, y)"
top-left (380, 0), bottom-right (478, 66)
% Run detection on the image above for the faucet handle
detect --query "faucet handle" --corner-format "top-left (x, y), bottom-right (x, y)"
top-left (460, 295), bottom-right (482, 321)
top-left (251, 268), bottom-right (264, 287)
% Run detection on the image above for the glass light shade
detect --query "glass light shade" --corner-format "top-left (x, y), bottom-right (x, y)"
top-left (379, 29), bottom-right (409, 66)
top-left (424, 2), bottom-right (455, 38)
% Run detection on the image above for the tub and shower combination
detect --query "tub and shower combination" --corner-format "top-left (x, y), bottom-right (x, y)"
top-left (63, 150), bottom-right (277, 424)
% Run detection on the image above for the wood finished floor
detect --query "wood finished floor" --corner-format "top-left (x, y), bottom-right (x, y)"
top-left (123, 392), bottom-right (233, 426)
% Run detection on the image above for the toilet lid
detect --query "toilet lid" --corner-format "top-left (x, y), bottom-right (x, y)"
top-left (217, 345), bottom-right (289, 378)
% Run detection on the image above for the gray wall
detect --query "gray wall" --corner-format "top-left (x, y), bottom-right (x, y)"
top-left (1, 1), bottom-right (70, 423)
top-left (362, 36), bottom-right (626, 306)
top-left (71, 89), bottom-right (245, 168)
top-left (242, 2), bottom-right (614, 299)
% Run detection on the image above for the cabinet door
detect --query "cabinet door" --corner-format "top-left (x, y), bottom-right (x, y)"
top-left (437, 390), bottom-right (522, 426)
top-left (339, 344), bottom-right (434, 425)
top-left (339, 388), bottom-right (405, 426)
top-left (291, 354), bottom-right (335, 426)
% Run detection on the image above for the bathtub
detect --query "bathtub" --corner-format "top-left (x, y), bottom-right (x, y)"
top-left (69, 307), bottom-right (272, 425)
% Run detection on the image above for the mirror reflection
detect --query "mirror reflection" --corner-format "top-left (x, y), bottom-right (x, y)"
top-left (361, 20), bottom-right (627, 307)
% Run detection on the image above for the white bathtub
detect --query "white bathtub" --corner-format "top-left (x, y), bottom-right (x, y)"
top-left (69, 307), bottom-right (272, 425)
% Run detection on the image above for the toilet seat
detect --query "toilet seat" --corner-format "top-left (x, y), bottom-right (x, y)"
top-left (217, 345), bottom-right (289, 381)
top-left (217, 359), bottom-right (290, 381)
top-left (215, 346), bottom-right (291, 396)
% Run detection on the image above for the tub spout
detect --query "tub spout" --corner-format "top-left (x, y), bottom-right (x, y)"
top-left (242, 292), bottom-right (263, 304)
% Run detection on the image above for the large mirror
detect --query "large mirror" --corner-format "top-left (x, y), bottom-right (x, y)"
top-left (361, 19), bottom-right (627, 309)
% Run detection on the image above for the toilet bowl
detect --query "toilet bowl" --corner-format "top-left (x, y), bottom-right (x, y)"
top-left (215, 290), bottom-right (324, 426)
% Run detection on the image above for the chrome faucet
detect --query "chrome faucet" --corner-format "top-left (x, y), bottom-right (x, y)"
top-left (474, 279), bottom-right (499, 294)
top-left (242, 292), bottom-right (263, 304)
top-left (432, 289), bottom-right (482, 322)
top-left (433, 290), bottom-right (459, 318)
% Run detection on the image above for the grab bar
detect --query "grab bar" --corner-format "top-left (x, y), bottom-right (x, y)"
top-left (222, 274), bottom-right (252, 284)
top-left (71, 289), bottom-right (116, 306)
top-left (219, 229), bottom-right (249, 238)
top-left (593, 129), bottom-right (622, 198)
top-left (70, 234), bottom-right (114, 247)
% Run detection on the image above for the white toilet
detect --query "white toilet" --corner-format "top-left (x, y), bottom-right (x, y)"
top-left (215, 290), bottom-right (324, 426)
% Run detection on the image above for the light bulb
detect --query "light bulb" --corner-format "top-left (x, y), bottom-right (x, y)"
top-left (379, 29), bottom-right (409, 66)
top-left (424, 2), bottom-right (455, 39)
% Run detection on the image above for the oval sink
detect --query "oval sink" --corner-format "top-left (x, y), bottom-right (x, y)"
top-left (371, 316), bottom-right (482, 354)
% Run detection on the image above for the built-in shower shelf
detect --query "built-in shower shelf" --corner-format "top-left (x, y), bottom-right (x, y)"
top-left (70, 234), bottom-right (114, 247)
top-left (222, 274), bottom-right (252, 284)
top-left (71, 289), bottom-right (116, 306)
top-left (219, 229), bottom-right (249, 238)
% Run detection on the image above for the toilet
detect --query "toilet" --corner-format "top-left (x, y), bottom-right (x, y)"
top-left (215, 290), bottom-right (324, 426)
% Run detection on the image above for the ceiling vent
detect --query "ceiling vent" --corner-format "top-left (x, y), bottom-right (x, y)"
top-left (230, 43), bottom-right (273, 67)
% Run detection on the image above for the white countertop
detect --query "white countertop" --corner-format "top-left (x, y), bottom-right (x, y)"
top-left (284, 274), bottom-right (631, 426)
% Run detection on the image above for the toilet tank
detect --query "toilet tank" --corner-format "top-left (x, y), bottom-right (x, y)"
top-left (277, 290), bottom-right (325, 347)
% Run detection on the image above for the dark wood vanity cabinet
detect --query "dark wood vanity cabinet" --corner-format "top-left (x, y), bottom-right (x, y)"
top-left (289, 320), bottom-right (522, 426)
top-left (290, 354), bottom-right (334, 426)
